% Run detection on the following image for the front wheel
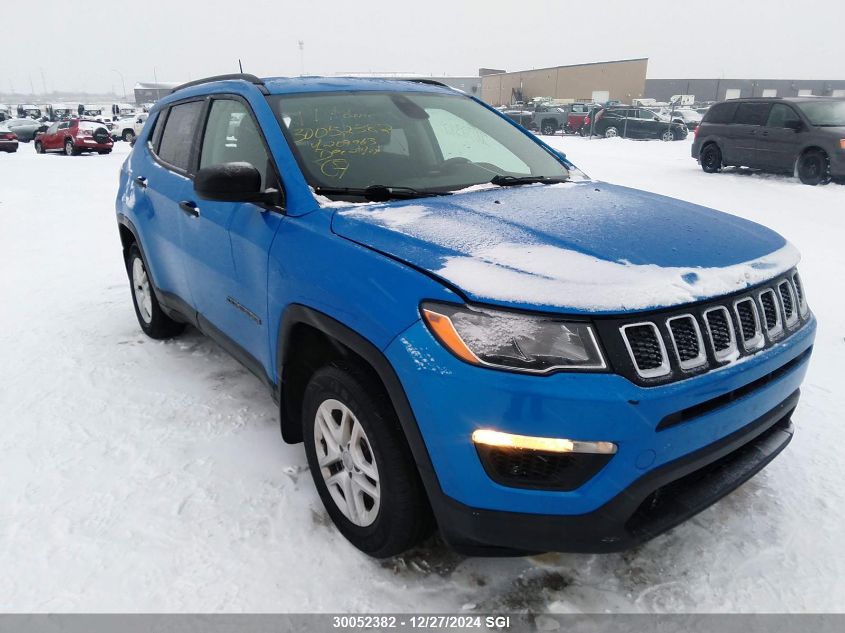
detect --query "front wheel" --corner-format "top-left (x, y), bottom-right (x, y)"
top-left (302, 363), bottom-right (432, 557)
top-left (64, 139), bottom-right (78, 156)
top-left (661, 129), bottom-right (675, 142)
top-left (34, 141), bottom-right (44, 154)
top-left (126, 244), bottom-right (184, 339)
top-left (541, 122), bottom-right (557, 136)
top-left (797, 149), bottom-right (831, 185)
top-left (604, 126), bottom-right (619, 138)
top-left (123, 130), bottom-right (135, 143)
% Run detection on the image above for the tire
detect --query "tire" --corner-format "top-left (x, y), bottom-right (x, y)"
top-left (541, 121), bottom-right (557, 136)
top-left (797, 149), bottom-right (831, 186)
top-left (661, 129), bottom-right (675, 142)
top-left (302, 362), bottom-right (433, 557)
top-left (604, 126), bottom-right (619, 138)
top-left (126, 244), bottom-right (185, 339)
top-left (64, 139), bottom-right (78, 156)
top-left (122, 129), bottom-right (135, 143)
top-left (34, 141), bottom-right (44, 154)
top-left (700, 143), bottom-right (722, 173)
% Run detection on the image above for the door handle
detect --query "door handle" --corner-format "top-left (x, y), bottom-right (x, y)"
top-left (179, 201), bottom-right (200, 217)
top-left (761, 130), bottom-right (770, 136)
top-left (134, 176), bottom-right (147, 188)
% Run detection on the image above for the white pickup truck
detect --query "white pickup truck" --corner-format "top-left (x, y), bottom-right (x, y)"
top-left (112, 112), bottom-right (148, 142)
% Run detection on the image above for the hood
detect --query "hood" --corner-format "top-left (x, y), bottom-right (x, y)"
top-left (330, 182), bottom-right (799, 314)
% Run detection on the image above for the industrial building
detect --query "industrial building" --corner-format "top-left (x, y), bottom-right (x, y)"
top-left (480, 58), bottom-right (648, 106)
top-left (646, 78), bottom-right (845, 103)
top-left (133, 82), bottom-right (179, 104)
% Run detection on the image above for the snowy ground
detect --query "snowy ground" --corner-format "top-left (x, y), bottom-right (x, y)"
top-left (1, 136), bottom-right (844, 613)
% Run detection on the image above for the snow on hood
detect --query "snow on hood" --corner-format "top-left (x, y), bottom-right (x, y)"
top-left (331, 181), bottom-right (799, 313)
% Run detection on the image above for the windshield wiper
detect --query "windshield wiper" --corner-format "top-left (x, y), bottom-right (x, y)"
top-left (314, 185), bottom-right (451, 202)
top-left (489, 175), bottom-right (566, 187)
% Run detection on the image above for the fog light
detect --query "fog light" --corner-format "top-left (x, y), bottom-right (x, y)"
top-left (471, 429), bottom-right (617, 455)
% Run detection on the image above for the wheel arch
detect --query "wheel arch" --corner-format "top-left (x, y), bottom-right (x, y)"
top-left (275, 304), bottom-right (442, 497)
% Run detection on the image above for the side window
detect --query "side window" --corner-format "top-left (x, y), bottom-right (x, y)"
top-left (57, 122), bottom-right (69, 130)
top-left (47, 123), bottom-right (59, 134)
top-left (199, 99), bottom-right (275, 190)
top-left (766, 104), bottom-right (801, 128)
top-left (704, 102), bottom-right (737, 124)
top-left (156, 100), bottom-right (204, 172)
top-left (425, 108), bottom-right (530, 175)
top-left (733, 102), bottom-right (770, 126)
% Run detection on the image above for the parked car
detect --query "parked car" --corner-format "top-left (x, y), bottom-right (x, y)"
top-left (45, 103), bottom-right (76, 122)
top-left (591, 106), bottom-right (688, 140)
top-left (0, 125), bottom-right (18, 152)
top-left (113, 112), bottom-right (148, 142)
top-left (566, 102), bottom-right (594, 134)
top-left (692, 97), bottom-right (845, 185)
top-left (116, 74), bottom-right (814, 557)
top-left (77, 103), bottom-right (105, 117)
top-left (501, 107), bottom-right (536, 129)
top-left (530, 102), bottom-right (569, 135)
top-left (111, 103), bottom-right (136, 120)
top-left (16, 104), bottom-right (42, 119)
top-left (661, 107), bottom-right (703, 130)
top-left (35, 118), bottom-right (113, 155)
top-left (2, 117), bottom-right (46, 142)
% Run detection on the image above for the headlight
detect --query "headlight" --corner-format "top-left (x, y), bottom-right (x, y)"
top-left (420, 301), bottom-right (606, 373)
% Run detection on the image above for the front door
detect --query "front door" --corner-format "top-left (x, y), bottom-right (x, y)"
top-left (180, 97), bottom-right (284, 372)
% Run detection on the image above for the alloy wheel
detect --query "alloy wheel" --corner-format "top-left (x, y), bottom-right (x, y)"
top-left (314, 398), bottom-right (380, 527)
top-left (132, 257), bottom-right (153, 324)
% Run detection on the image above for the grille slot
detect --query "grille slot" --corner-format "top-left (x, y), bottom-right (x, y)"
top-left (734, 298), bottom-right (764, 350)
top-left (792, 272), bottom-right (808, 316)
top-left (666, 315), bottom-right (706, 369)
top-left (778, 281), bottom-right (798, 328)
top-left (621, 323), bottom-right (669, 378)
top-left (704, 306), bottom-right (737, 362)
top-left (759, 289), bottom-right (783, 338)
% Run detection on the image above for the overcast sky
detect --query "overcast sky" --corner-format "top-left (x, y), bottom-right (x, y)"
top-left (1, 0), bottom-right (842, 96)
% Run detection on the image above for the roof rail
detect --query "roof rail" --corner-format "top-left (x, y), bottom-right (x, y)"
top-left (170, 73), bottom-right (269, 95)
top-left (403, 78), bottom-right (451, 89)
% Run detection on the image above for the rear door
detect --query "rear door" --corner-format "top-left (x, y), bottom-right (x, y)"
top-left (757, 103), bottom-right (803, 172)
top-left (181, 96), bottom-right (285, 371)
top-left (730, 102), bottom-right (771, 166)
top-left (140, 99), bottom-right (206, 308)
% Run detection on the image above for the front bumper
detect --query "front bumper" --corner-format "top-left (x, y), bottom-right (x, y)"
top-left (386, 315), bottom-right (815, 553)
top-left (830, 150), bottom-right (845, 178)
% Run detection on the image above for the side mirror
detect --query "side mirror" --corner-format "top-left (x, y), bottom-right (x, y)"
top-left (194, 162), bottom-right (278, 205)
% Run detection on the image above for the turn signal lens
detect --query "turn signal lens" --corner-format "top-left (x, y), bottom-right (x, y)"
top-left (472, 429), bottom-right (617, 455)
top-left (421, 308), bottom-right (481, 365)
top-left (840, 139), bottom-right (845, 150)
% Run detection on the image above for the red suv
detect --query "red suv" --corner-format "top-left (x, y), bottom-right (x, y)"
top-left (34, 118), bottom-right (113, 156)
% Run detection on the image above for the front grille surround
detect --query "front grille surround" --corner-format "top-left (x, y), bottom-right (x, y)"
top-left (597, 270), bottom-right (810, 387)
top-left (778, 280), bottom-right (799, 328)
top-left (666, 314), bottom-right (707, 370)
top-left (734, 297), bottom-right (765, 351)
top-left (758, 289), bottom-right (783, 339)
top-left (703, 306), bottom-right (738, 362)
top-left (620, 322), bottom-right (670, 378)
top-left (792, 272), bottom-right (808, 317)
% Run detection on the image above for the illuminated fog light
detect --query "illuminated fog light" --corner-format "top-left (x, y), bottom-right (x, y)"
top-left (471, 429), bottom-right (617, 455)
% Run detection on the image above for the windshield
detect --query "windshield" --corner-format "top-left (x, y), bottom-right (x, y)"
top-left (796, 101), bottom-right (845, 127)
top-left (269, 91), bottom-right (568, 196)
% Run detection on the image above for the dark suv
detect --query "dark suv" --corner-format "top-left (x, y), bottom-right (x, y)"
top-left (692, 97), bottom-right (845, 185)
top-left (589, 106), bottom-right (688, 141)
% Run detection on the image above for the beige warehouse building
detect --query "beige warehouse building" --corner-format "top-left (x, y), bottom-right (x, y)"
top-left (481, 58), bottom-right (648, 106)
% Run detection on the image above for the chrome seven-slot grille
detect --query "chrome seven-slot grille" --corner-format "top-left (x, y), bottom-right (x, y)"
top-left (610, 270), bottom-right (809, 385)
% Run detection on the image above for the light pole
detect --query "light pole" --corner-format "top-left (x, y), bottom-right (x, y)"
top-left (298, 40), bottom-right (305, 76)
top-left (111, 69), bottom-right (126, 99)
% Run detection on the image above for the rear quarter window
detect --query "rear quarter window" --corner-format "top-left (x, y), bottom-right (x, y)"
top-left (703, 102), bottom-right (738, 124)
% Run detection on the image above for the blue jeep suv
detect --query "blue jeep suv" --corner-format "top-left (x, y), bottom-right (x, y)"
top-left (115, 74), bottom-right (815, 557)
